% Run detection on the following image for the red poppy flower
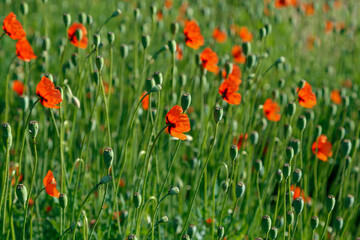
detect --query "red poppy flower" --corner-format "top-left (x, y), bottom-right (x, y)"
top-left (291, 185), bottom-right (311, 203)
top-left (238, 26), bottom-right (253, 42)
top-left (183, 20), bottom-right (204, 49)
top-left (200, 47), bottom-right (219, 73)
top-left (36, 76), bottom-right (62, 109)
top-left (231, 45), bottom-right (246, 64)
top-left (275, 0), bottom-right (291, 8)
top-left (68, 23), bottom-right (88, 49)
top-left (302, 3), bottom-right (315, 16)
top-left (205, 218), bottom-right (213, 225)
top-left (16, 38), bottom-right (37, 62)
top-left (233, 133), bottom-right (248, 149)
top-left (140, 91), bottom-right (149, 110)
top-left (212, 27), bottom-right (227, 43)
top-left (12, 80), bottom-right (25, 96)
top-left (325, 20), bottom-right (334, 33)
top-left (2, 12), bottom-right (26, 40)
top-left (297, 81), bottom-right (317, 108)
top-left (165, 105), bottom-right (191, 140)
top-left (43, 170), bottom-right (60, 198)
top-left (156, 10), bottom-right (163, 21)
top-left (263, 99), bottom-right (281, 121)
top-left (218, 80), bottom-right (241, 105)
top-left (176, 44), bottom-right (183, 61)
top-left (312, 135), bottom-right (333, 161)
top-left (165, 0), bottom-right (173, 9)
top-left (330, 90), bottom-right (342, 104)
top-left (222, 64), bottom-right (242, 84)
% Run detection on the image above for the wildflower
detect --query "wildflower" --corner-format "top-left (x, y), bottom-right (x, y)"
top-left (218, 80), bottom-right (241, 105)
top-left (36, 76), bottom-right (62, 109)
top-left (156, 10), bottom-right (163, 21)
top-left (231, 45), bottom-right (246, 64)
top-left (176, 43), bottom-right (183, 61)
top-left (263, 99), bottom-right (281, 121)
top-left (330, 90), bottom-right (342, 104)
top-left (325, 20), bottom-right (334, 33)
top-left (222, 64), bottom-right (242, 84)
top-left (238, 26), bottom-right (253, 42)
top-left (297, 81), bottom-right (317, 108)
top-left (68, 23), bottom-right (88, 49)
top-left (233, 133), bottom-right (248, 149)
top-left (205, 218), bottom-right (213, 226)
top-left (140, 92), bottom-right (149, 110)
top-left (165, 0), bottom-right (173, 9)
top-left (2, 12), bottom-right (26, 40)
top-left (302, 3), bottom-right (315, 16)
top-left (12, 80), bottom-right (25, 96)
top-left (43, 170), bottom-right (60, 198)
top-left (165, 105), bottom-right (191, 140)
top-left (290, 185), bottom-right (311, 203)
top-left (212, 27), bottom-right (227, 43)
top-left (200, 47), bottom-right (219, 73)
top-left (183, 20), bottom-right (204, 49)
top-left (312, 135), bottom-right (333, 161)
top-left (16, 38), bottom-right (37, 62)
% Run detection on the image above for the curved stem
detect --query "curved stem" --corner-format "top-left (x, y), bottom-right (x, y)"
top-left (88, 184), bottom-right (108, 239)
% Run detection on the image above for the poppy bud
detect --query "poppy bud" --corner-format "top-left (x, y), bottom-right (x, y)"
top-left (286, 146), bottom-right (294, 161)
top-left (278, 78), bottom-right (285, 88)
top-left (242, 42), bottom-right (251, 55)
top-left (187, 224), bottom-right (196, 238)
top-left (286, 102), bottom-right (296, 117)
top-left (221, 180), bottom-right (229, 192)
top-left (250, 131), bottom-right (259, 145)
top-left (59, 193), bottom-right (68, 209)
top-left (141, 34), bottom-right (151, 49)
top-left (254, 159), bottom-right (263, 172)
top-left (246, 54), bottom-right (256, 68)
top-left (344, 194), bottom-right (354, 208)
top-left (179, 74), bottom-right (187, 87)
top-left (214, 107), bottom-right (223, 124)
top-left (149, 5), bottom-right (157, 16)
top-left (343, 96), bottom-right (349, 107)
top-left (107, 32), bottom-right (115, 45)
top-left (20, 2), bottom-right (29, 15)
top-left (297, 115), bottom-right (306, 131)
top-left (292, 169), bottom-right (302, 184)
top-left (286, 211), bottom-right (294, 225)
top-left (182, 235), bottom-right (190, 240)
top-left (283, 124), bottom-right (292, 138)
top-left (326, 195), bottom-right (336, 212)
top-left (133, 192), bottom-right (142, 208)
top-left (168, 40), bottom-right (177, 54)
top-left (225, 62), bottom-right (233, 78)
top-left (336, 127), bottom-right (345, 140)
top-left (168, 186), bottom-right (180, 195)
top-left (93, 34), bottom-right (101, 48)
top-left (63, 13), bottom-right (71, 28)
top-left (181, 93), bottom-right (191, 112)
top-left (2, 123), bottom-right (12, 148)
top-left (151, 84), bottom-right (162, 93)
top-left (269, 227), bottom-right (277, 239)
top-left (261, 215), bottom-right (272, 233)
top-left (265, 24), bottom-right (272, 35)
top-left (315, 125), bottom-right (322, 137)
top-left (289, 139), bottom-right (300, 155)
top-left (310, 216), bottom-right (319, 229)
top-left (112, 9), bottom-right (122, 18)
top-left (28, 121), bottom-right (39, 139)
top-left (75, 28), bottom-right (83, 42)
top-left (341, 139), bottom-right (352, 157)
top-left (87, 15), bottom-right (93, 26)
top-left (230, 145), bottom-right (238, 161)
top-left (70, 53), bottom-right (78, 67)
top-left (298, 79), bottom-right (306, 89)
top-left (96, 56), bottom-right (104, 71)
top-left (195, 53), bottom-right (201, 65)
top-left (145, 77), bottom-right (155, 92)
top-left (159, 216), bottom-right (168, 224)
top-left (259, 27), bottom-right (266, 40)
top-left (293, 197), bottom-right (304, 214)
top-left (260, 118), bottom-right (267, 130)
top-left (283, 164), bottom-right (291, 179)
top-left (134, 8), bottom-right (141, 20)
top-left (100, 175), bottom-right (112, 184)
top-left (276, 169), bottom-right (283, 183)
top-left (16, 184), bottom-right (27, 206)
top-left (92, 71), bottom-right (100, 84)
top-left (128, 234), bottom-right (137, 240)
top-left (217, 226), bottom-right (224, 239)
top-left (71, 96), bottom-right (81, 109)
top-left (153, 72), bottom-right (163, 85)
top-left (236, 182), bottom-right (245, 198)
top-left (329, 104), bottom-right (337, 116)
top-left (42, 37), bottom-right (51, 51)
top-left (78, 12), bottom-right (87, 24)
top-left (170, 22), bottom-right (179, 35)
top-left (44, 73), bottom-right (54, 82)
top-left (305, 110), bottom-right (314, 121)
top-left (103, 147), bottom-right (114, 169)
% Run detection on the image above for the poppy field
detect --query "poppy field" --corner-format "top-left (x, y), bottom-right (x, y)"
top-left (1, 0), bottom-right (360, 239)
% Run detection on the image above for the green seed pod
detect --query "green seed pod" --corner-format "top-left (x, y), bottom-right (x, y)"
top-left (100, 175), bottom-right (112, 184)
top-left (128, 234), bottom-right (137, 240)
top-left (265, 24), bottom-right (272, 35)
top-left (341, 139), bottom-right (352, 157)
top-left (133, 192), bottom-right (142, 208)
top-left (334, 216), bottom-right (343, 231)
top-left (168, 186), bottom-right (180, 195)
top-left (246, 54), bottom-right (256, 68)
top-left (236, 182), bottom-right (245, 198)
top-left (261, 215), bottom-right (272, 233)
top-left (96, 56), bottom-right (104, 71)
top-left (214, 107), bottom-right (223, 124)
top-left (289, 139), bottom-right (300, 155)
top-left (2, 123), bottom-right (12, 148)
top-left (297, 115), bottom-right (307, 131)
top-left (286, 102), bottom-right (296, 117)
top-left (87, 14), bottom-right (93, 26)
top-left (151, 84), bottom-right (162, 93)
top-left (283, 124), bottom-right (292, 138)
top-left (326, 195), bottom-right (336, 212)
top-left (292, 169), bottom-right (302, 184)
top-left (120, 44), bottom-right (129, 58)
top-left (112, 9), bottom-right (122, 18)
top-left (59, 193), bottom-right (68, 209)
top-left (230, 145), bottom-right (238, 161)
top-left (269, 227), bottom-right (278, 239)
top-left (250, 131), bottom-right (259, 145)
top-left (63, 13), bottom-right (71, 28)
top-left (20, 2), bottom-right (29, 15)
top-left (315, 125), bottom-right (322, 137)
top-left (141, 34), bottom-right (151, 49)
top-left (103, 147), bottom-right (114, 169)
top-left (286, 146), bottom-right (294, 161)
top-left (344, 194), bottom-right (354, 208)
top-left (242, 42), bottom-right (251, 55)
top-left (75, 28), bottom-right (83, 42)
top-left (145, 77), bottom-right (155, 92)
top-left (259, 27), bottom-right (266, 40)
top-left (42, 37), bottom-right (51, 51)
top-left (167, 40), bottom-right (177, 54)
top-left (182, 234), bottom-right (190, 240)
top-left (78, 12), bottom-right (87, 24)
top-left (311, 216), bottom-right (319, 229)
top-left (217, 226), bottom-right (224, 239)
top-left (93, 34), bottom-right (101, 48)
top-left (187, 224), bottom-right (196, 238)
top-left (179, 74), bottom-right (187, 87)
top-left (336, 127), bottom-right (345, 140)
top-left (153, 72), bottom-right (163, 85)
top-left (16, 184), bottom-right (27, 206)
top-left (170, 22), bottom-right (179, 35)
top-left (159, 216), bottom-right (168, 224)
top-left (293, 197), bottom-right (304, 214)
top-left (276, 169), bottom-right (283, 183)
top-left (28, 121), bottom-right (39, 139)
top-left (181, 93), bottom-right (191, 112)
top-left (283, 164), bottom-right (291, 179)
top-left (286, 211), bottom-right (294, 225)
top-left (225, 62), bottom-right (233, 78)
top-left (107, 32), bottom-right (115, 45)
top-left (254, 159), bottom-right (263, 172)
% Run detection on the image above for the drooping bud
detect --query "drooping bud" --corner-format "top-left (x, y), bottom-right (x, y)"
top-left (283, 164), bottom-right (291, 179)
top-left (344, 194), bottom-right (354, 208)
top-left (297, 115), bottom-right (307, 131)
top-left (214, 107), bottom-right (223, 124)
top-left (269, 227), bottom-right (277, 239)
top-left (286, 102), bottom-right (296, 117)
top-left (242, 42), bottom-right (251, 55)
top-left (16, 184), bottom-right (27, 206)
top-left (276, 169), bottom-right (283, 183)
top-left (341, 139), bottom-right (352, 157)
top-left (103, 147), bottom-right (114, 169)
top-left (179, 74), bottom-right (187, 87)
top-left (221, 181), bottom-right (229, 192)
top-left (336, 127), bottom-right (345, 140)
top-left (59, 193), bottom-right (68, 209)
top-left (286, 146), bottom-right (294, 161)
top-left (315, 125), bottom-right (322, 137)
top-left (134, 8), bottom-right (141, 21)
top-left (107, 32), bottom-right (115, 45)
top-left (151, 84), bottom-right (162, 93)
top-left (2, 123), bottom-right (12, 148)
top-left (28, 121), bottom-right (39, 139)
top-left (236, 182), bottom-right (245, 198)
top-left (246, 54), bottom-right (256, 68)
top-left (265, 24), bottom-right (272, 35)
top-left (112, 9), bottom-right (122, 18)
top-left (286, 211), bottom-right (294, 225)
top-left (93, 34), bottom-right (101, 48)
top-left (250, 131), bottom-right (259, 145)
top-left (75, 28), bottom-right (83, 42)
top-left (168, 186), bottom-right (180, 195)
top-left (181, 93), bottom-right (191, 112)
top-left (78, 12), bottom-right (87, 24)
top-left (167, 40), bottom-right (177, 54)
top-left (289, 139), bottom-right (300, 155)
top-left (259, 27), bottom-right (266, 40)
top-left (153, 72), bottom-right (163, 85)
top-left (254, 159), bottom-right (263, 172)
top-left (334, 216), bottom-right (343, 231)
top-left (141, 34), bottom-right (151, 49)
top-left (20, 2), bottom-right (29, 15)
top-left (71, 96), bottom-right (81, 108)
top-left (87, 15), bottom-right (93, 26)
top-left (120, 44), bottom-right (129, 58)
top-left (225, 62), bottom-right (233, 78)
top-left (170, 22), bottom-right (179, 35)
top-left (133, 192), bottom-right (142, 208)
top-left (284, 124), bottom-right (292, 138)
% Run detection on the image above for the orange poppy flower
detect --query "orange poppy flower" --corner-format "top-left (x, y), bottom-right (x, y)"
top-left (36, 76), bottom-right (62, 109)
top-left (9, 164), bottom-right (23, 186)
top-left (221, 64), bottom-right (242, 85)
top-left (218, 80), bottom-right (241, 105)
top-left (323, 3), bottom-right (330, 13)
top-left (312, 135), bottom-right (333, 161)
top-left (335, 22), bottom-right (345, 32)
top-left (165, 105), bottom-right (191, 140)
top-left (16, 38), bottom-right (37, 62)
top-left (275, 0), bottom-right (292, 8)
top-left (334, 0), bottom-right (342, 9)
top-left (200, 47), bottom-right (219, 73)
top-left (12, 80), bottom-right (25, 96)
top-left (230, 24), bottom-right (240, 36)
top-left (238, 26), bottom-right (253, 42)
top-left (183, 20), bottom-right (204, 49)
top-left (302, 3), bottom-right (315, 16)
top-left (263, 99), bottom-right (281, 121)
top-left (297, 81), bottom-right (317, 108)
top-left (140, 91), bottom-right (149, 110)
top-left (231, 45), bottom-right (246, 64)
top-left (43, 170), bottom-right (60, 198)
top-left (205, 218), bottom-right (213, 225)
top-left (2, 12), bottom-right (26, 40)
top-left (176, 44), bottom-right (183, 61)
top-left (325, 20), bottom-right (334, 33)
top-left (164, 0), bottom-right (173, 9)
top-left (233, 133), bottom-right (248, 149)
top-left (291, 185), bottom-right (311, 203)
top-left (156, 10), bottom-right (163, 21)
top-left (330, 90), bottom-right (342, 104)
top-left (68, 23), bottom-right (88, 49)
top-left (212, 27), bottom-right (227, 43)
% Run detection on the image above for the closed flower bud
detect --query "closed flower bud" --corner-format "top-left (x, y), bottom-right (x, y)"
top-left (159, 216), bottom-right (168, 224)
top-left (153, 72), bottom-right (163, 85)
top-left (103, 147), bottom-right (114, 169)
top-left (93, 34), bottom-right (101, 48)
top-left (150, 5), bottom-right (157, 16)
top-left (145, 77), bottom-right (155, 92)
top-left (59, 193), bottom-right (68, 209)
top-left (297, 115), bottom-right (306, 131)
top-left (293, 197), bottom-right (304, 214)
top-left (230, 145), bottom-right (238, 160)
top-left (171, 22), bottom-right (179, 35)
top-left (341, 139), bottom-right (352, 156)
top-left (16, 184), bottom-right (27, 206)
top-left (128, 234), bottom-right (137, 240)
top-left (334, 216), bottom-right (343, 231)
top-left (283, 164), bottom-right (291, 179)
top-left (87, 15), bottom-right (93, 25)
top-left (250, 131), bottom-right (259, 145)
top-left (95, 56), bottom-right (104, 71)
top-left (75, 28), bottom-right (83, 41)
top-left (289, 139), bottom-right (300, 155)
top-left (179, 74), bottom-right (187, 87)
top-left (29, 121), bottom-right (39, 139)
top-left (44, 73), bottom-right (53, 82)
top-left (326, 195), bottom-right (336, 212)
top-left (278, 78), bottom-right (285, 88)
top-left (286, 102), bottom-right (296, 117)
top-left (261, 215), bottom-right (272, 233)
top-left (305, 110), bottom-right (314, 121)
top-left (214, 107), bottom-right (223, 124)
top-left (217, 226), bottom-right (224, 239)
top-left (168, 186), bottom-right (180, 195)
top-left (336, 127), bottom-right (345, 140)
top-left (221, 181), bottom-right (229, 192)
top-left (276, 169), bottom-right (283, 183)
top-left (182, 234), bottom-right (190, 240)
top-left (225, 62), bottom-right (233, 78)
top-left (260, 118), bottom-right (267, 130)
top-left (120, 44), bottom-right (129, 58)
top-left (259, 27), bottom-right (266, 39)
top-left (63, 13), bottom-right (71, 28)
top-left (134, 8), bottom-right (141, 21)
top-left (141, 35), bottom-right (151, 49)
top-left (71, 96), bottom-right (81, 108)
top-left (71, 53), bottom-right (78, 66)
top-left (269, 227), bottom-right (277, 239)
top-left (284, 124), bottom-right (292, 138)
top-left (20, 2), bottom-right (29, 15)
top-left (187, 224), bottom-right (197, 238)
top-left (254, 159), bottom-right (263, 172)
top-left (42, 37), bottom-right (51, 51)
top-left (133, 192), bottom-right (142, 208)
top-left (181, 93), bottom-right (191, 112)
top-left (112, 9), bottom-right (122, 18)
top-left (92, 71), bottom-right (100, 84)
top-left (286, 211), bottom-right (294, 225)
top-left (78, 12), bottom-right (87, 24)
top-left (286, 146), bottom-right (294, 161)
top-left (311, 216), bottom-right (319, 229)
top-left (2, 123), bottom-right (12, 148)
top-left (20, 96), bottom-right (29, 111)
top-left (236, 182), bottom-right (245, 198)
top-left (100, 175), bottom-right (112, 184)
top-left (298, 79), bottom-right (306, 89)
top-left (168, 40), bottom-right (177, 54)
top-left (265, 24), bottom-right (272, 34)
top-left (107, 32), bottom-right (115, 45)
top-left (292, 169), bottom-right (302, 184)
top-left (246, 54), bottom-right (256, 68)
top-left (242, 42), bottom-right (251, 55)
top-left (151, 84), bottom-right (162, 93)
top-left (344, 194), bottom-right (354, 208)
top-left (315, 125), bottom-right (322, 137)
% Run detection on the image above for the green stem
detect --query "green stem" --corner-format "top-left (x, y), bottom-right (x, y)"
top-left (88, 183), bottom-right (108, 239)
top-left (320, 212), bottom-right (331, 240)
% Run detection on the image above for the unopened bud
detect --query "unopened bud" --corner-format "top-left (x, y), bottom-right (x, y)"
top-left (63, 13), bottom-right (71, 28)
top-left (29, 121), bottom-right (39, 139)
top-left (145, 77), bottom-right (155, 92)
top-left (230, 145), bottom-right (238, 160)
top-left (283, 164), bottom-right (291, 179)
top-left (20, 2), bottom-right (29, 15)
top-left (293, 197), bottom-right (304, 214)
top-left (120, 44), bottom-right (129, 58)
top-left (141, 35), bottom-right (151, 49)
top-left (100, 175), bottom-right (112, 184)
top-left (217, 226), bottom-right (224, 239)
top-left (168, 186), bottom-right (180, 195)
top-left (286, 211), bottom-right (294, 225)
top-left (236, 182), bottom-right (245, 198)
top-left (214, 107), bottom-right (223, 124)
top-left (153, 72), bottom-right (163, 85)
top-left (297, 115), bottom-right (307, 131)
top-left (59, 193), bottom-right (68, 209)
top-left (311, 216), bottom-right (319, 229)
top-left (168, 40), bottom-right (177, 54)
top-left (292, 169), bottom-right (302, 184)
top-left (326, 195), bottom-right (336, 212)
top-left (133, 192), bottom-right (142, 208)
top-left (103, 147), bottom-right (114, 169)
top-left (96, 56), bottom-right (104, 71)
top-left (261, 215), bottom-right (272, 233)
top-left (16, 184), bottom-right (27, 206)
top-left (181, 93), bottom-right (191, 112)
